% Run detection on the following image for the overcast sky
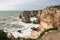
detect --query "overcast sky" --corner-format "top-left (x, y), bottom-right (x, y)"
top-left (0, 0), bottom-right (60, 11)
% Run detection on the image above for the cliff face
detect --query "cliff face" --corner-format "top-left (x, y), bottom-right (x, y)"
top-left (38, 5), bottom-right (60, 31)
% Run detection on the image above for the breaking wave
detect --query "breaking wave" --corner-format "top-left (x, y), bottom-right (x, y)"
top-left (0, 11), bottom-right (39, 33)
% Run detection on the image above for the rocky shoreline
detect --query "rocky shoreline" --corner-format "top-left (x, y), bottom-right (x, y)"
top-left (19, 10), bottom-right (40, 23)
top-left (7, 5), bottom-right (60, 40)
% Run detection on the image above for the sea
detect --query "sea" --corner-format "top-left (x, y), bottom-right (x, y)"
top-left (0, 11), bottom-right (22, 30)
top-left (0, 11), bottom-right (39, 38)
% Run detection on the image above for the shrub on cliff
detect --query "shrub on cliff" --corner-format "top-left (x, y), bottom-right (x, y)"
top-left (0, 30), bottom-right (10, 40)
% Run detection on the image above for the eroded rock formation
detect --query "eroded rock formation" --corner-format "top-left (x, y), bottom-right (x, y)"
top-left (19, 11), bottom-right (31, 23)
top-left (38, 5), bottom-right (60, 32)
top-left (19, 10), bottom-right (39, 23)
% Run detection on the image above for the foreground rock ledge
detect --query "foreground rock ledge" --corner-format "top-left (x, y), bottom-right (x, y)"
top-left (7, 30), bottom-right (42, 40)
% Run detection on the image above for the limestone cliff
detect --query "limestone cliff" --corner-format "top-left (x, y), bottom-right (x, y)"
top-left (38, 5), bottom-right (60, 31)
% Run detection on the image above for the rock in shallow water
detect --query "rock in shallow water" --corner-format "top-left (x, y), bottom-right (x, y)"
top-left (19, 11), bottom-right (39, 23)
top-left (22, 17), bottom-right (31, 23)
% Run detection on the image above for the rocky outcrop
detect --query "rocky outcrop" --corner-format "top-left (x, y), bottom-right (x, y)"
top-left (19, 11), bottom-right (38, 19)
top-left (20, 11), bottom-right (31, 23)
top-left (19, 11), bottom-right (30, 19)
top-left (19, 11), bottom-right (39, 23)
top-left (22, 16), bottom-right (31, 23)
top-left (38, 5), bottom-right (60, 31)
top-left (35, 10), bottom-right (42, 18)
top-left (33, 18), bottom-right (40, 24)
top-left (30, 11), bottom-right (38, 17)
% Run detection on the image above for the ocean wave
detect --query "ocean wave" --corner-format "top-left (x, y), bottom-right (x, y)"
top-left (0, 13), bottom-right (40, 38)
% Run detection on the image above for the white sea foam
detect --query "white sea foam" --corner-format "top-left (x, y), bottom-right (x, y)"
top-left (0, 12), bottom-right (39, 38)
top-left (5, 17), bottom-right (39, 38)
